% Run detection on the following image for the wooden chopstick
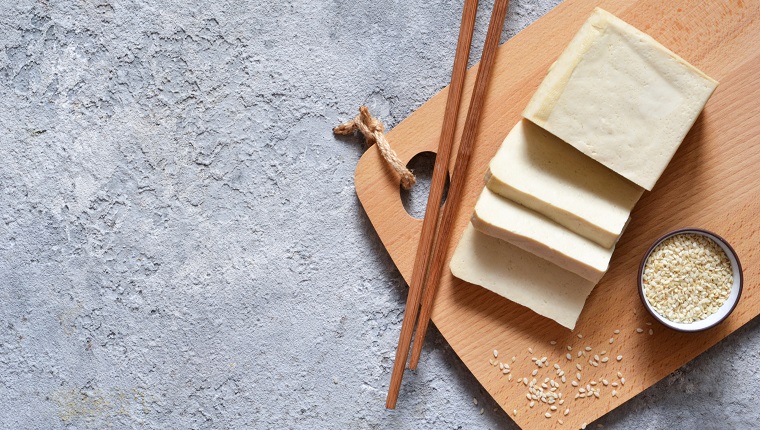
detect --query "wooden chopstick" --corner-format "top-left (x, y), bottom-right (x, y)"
top-left (408, 0), bottom-right (510, 370)
top-left (385, 0), bottom-right (480, 410)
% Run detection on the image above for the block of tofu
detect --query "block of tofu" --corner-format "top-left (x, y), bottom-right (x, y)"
top-left (523, 8), bottom-right (718, 190)
top-left (450, 224), bottom-right (596, 329)
top-left (472, 188), bottom-right (613, 283)
top-left (486, 120), bottom-right (643, 248)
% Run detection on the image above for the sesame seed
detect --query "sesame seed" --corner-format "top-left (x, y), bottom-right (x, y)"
top-left (551, 340), bottom-right (557, 345)
top-left (473, 398), bottom-right (478, 405)
top-left (532, 369), bottom-right (538, 376)
top-left (577, 351), bottom-right (583, 358)
top-left (523, 378), bottom-right (528, 385)
top-left (559, 399), bottom-right (565, 405)
top-left (559, 419), bottom-right (564, 425)
top-left (649, 329), bottom-right (654, 335)
top-left (576, 363), bottom-right (582, 371)
top-left (579, 388), bottom-right (586, 393)
top-left (571, 381), bottom-right (578, 387)
top-left (493, 349), bottom-right (498, 357)
top-left (545, 412), bottom-right (552, 418)
top-left (513, 409), bottom-right (517, 416)
top-left (567, 346), bottom-right (572, 351)
top-left (612, 382), bottom-right (618, 387)
top-left (530, 401), bottom-right (535, 408)
top-left (528, 347), bottom-right (533, 353)
top-left (614, 330), bottom-right (620, 334)
top-left (594, 355), bottom-right (600, 361)
top-left (582, 423), bottom-right (587, 429)
top-left (603, 379), bottom-right (609, 386)
top-left (601, 357), bottom-right (609, 363)
top-left (508, 375), bottom-right (513, 381)
top-left (636, 328), bottom-right (644, 333)
top-left (600, 350), bottom-right (607, 355)
top-left (612, 390), bottom-right (618, 397)
top-left (621, 378), bottom-right (626, 385)
top-left (551, 405), bottom-right (558, 411)
top-left (594, 391), bottom-right (600, 398)
top-left (576, 372), bottom-right (582, 380)
top-left (512, 356), bottom-right (516, 362)
top-left (609, 338), bottom-right (614, 344)
top-left (527, 393), bottom-right (532, 400)
top-left (617, 371), bottom-right (623, 378)
top-left (617, 355), bottom-right (623, 361)
top-left (489, 359), bottom-right (494, 365)
top-left (502, 368), bottom-right (509, 374)
top-left (577, 334), bottom-right (583, 339)
top-left (566, 353), bottom-right (572, 360)
top-left (561, 376), bottom-right (566, 383)
top-left (585, 346), bottom-right (592, 351)
top-left (554, 364), bottom-right (561, 369)
top-left (564, 408), bottom-right (570, 415)
top-left (480, 408), bottom-right (484, 415)
top-left (590, 381), bottom-right (597, 386)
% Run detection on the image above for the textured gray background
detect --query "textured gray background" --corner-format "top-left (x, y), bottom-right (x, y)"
top-left (0, 0), bottom-right (757, 428)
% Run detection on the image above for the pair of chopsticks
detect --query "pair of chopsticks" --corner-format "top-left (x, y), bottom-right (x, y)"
top-left (386, 0), bottom-right (510, 409)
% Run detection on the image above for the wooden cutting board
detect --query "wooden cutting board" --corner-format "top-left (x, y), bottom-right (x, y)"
top-left (354, 0), bottom-right (759, 428)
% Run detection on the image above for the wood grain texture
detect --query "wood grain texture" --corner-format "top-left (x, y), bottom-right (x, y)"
top-left (354, 0), bottom-right (760, 428)
top-left (386, 0), bottom-right (479, 409)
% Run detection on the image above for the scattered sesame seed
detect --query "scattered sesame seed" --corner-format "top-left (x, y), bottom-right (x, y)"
top-left (617, 372), bottom-right (623, 378)
top-left (603, 379), bottom-right (609, 386)
top-left (585, 346), bottom-right (592, 351)
top-left (590, 381), bottom-right (597, 386)
top-left (532, 369), bottom-right (539, 376)
top-left (551, 405), bottom-right (558, 411)
top-left (559, 419), bottom-right (564, 425)
top-left (554, 364), bottom-right (561, 369)
top-left (567, 346), bottom-right (572, 351)
top-left (582, 423), bottom-right (587, 429)
top-left (577, 351), bottom-right (583, 358)
top-left (612, 382), bottom-right (618, 387)
top-left (579, 388), bottom-right (586, 393)
top-left (636, 328), bottom-right (644, 333)
top-left (600, 350), bottom-right (607, 355)
top-left (512, 356), bottom-right (517, 362)
top-left (567, 353), bottom-right (572, 360)
top-left (529, 347), bottom-right (534, 354)
top-left (530, 401), bottom-right (535, 408)
top-left (513, 409), bottom-right (517, 416)
top-left (523, 378), bottom-right (529, 385)
top-left (559, 399), bottom-right (565, 405)
top-left (493, 349), bottom-right (498, 357)
top-left (576, 363), bottom-right (582, 371)
top-left (508, 375), bottom-right (513, 381)
top-left (480, 408), bottom-right (484, 415)
top-left (576, 372), bottom-right (582, 380)
top-left (614, 329), bottom-right (620, 334)
top-left (594, 355), bottom-right (600, 361)
top-left (551, 340), bottom-right (557, 345)
top-left (612, 390), bottom-right (618, 397)
top-left (489, 359), bottom-right (494, 365)
top-left (594, 391), bottom-right (600, 398)
top-left (545, 412), bottom-right (552, 418)
top-left (649, 329), bottom-right (654, 335)
top-left (577, 334), bottom-right (583, 339)
top-left (561, 376), bottom-right (566, 383)
top-left (564, 408), bottom-right (570, 416)
top-left (616, 355), bottom-right (623, 361)
top-left (621, 378), bottom-right (626, 385)
top-left (609, 338), bottom-right (614, 344)
top-left (572, 381), bottom-right (578, 387)
top-left (502, 368), bottom-right (509, 374)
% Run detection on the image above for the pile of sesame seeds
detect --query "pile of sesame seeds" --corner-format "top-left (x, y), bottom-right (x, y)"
top-left (642, 233), bottom-right (734, 324)
top-left (486, 327), bottom-right (655, 428)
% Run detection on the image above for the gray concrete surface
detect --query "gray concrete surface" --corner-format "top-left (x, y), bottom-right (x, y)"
top-left (0, 0), bottom-right (757, 428)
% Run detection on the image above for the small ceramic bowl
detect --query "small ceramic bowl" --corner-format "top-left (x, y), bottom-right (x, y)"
top-left (638, 228), bottom-right (743, 332)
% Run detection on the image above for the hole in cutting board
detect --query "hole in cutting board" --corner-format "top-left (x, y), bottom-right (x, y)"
top-left (400, 151), bottom-right (449, 220)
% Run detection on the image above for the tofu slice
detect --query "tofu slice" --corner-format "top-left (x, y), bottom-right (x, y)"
top-left (450, 224), bottom-right (596, 329)
top-left (487, 120), bottom-right (643, 248)
top-left (523, 8), bottom-right (718, 190)
top-left (472, 188), bottom-right (613, 283)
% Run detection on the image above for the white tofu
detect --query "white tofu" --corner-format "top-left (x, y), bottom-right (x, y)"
top-left (472, 188), bottom-right (613, 283)
top-left (450, 224), bottom-right (596, 329)
top-left (487, 120), bottom-right (643, 248)
top-left (523, 8), bottom-right (718, 190)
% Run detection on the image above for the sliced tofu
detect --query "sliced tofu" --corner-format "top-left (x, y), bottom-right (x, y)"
top-left (487, 120), bottom-right (643, 248)
top-left (450, 224), bottom-right (596, 330)
top-left (523, 8), bottom-right (718, 190)
top-left (472, 188), bottom-right (613, 283)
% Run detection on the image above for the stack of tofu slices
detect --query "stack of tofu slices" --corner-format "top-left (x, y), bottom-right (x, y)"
top-left (450, 8), bottom-right (718, 329)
